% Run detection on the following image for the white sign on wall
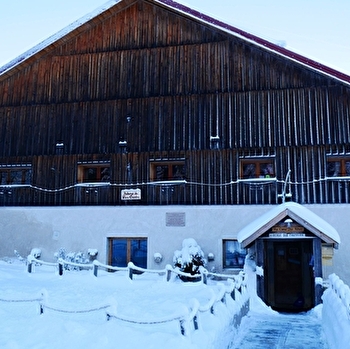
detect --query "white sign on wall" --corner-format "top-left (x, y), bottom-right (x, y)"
top-left (269, 233), bottom-right (306, 238)
top-left (121, 189), bottom-right (141, 200)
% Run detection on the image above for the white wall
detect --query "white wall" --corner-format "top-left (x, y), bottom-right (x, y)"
top-left (0, 204), bottom-right (349, 284)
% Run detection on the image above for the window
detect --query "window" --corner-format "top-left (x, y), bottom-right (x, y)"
top-left (240, 159), bottom-right (275, 179)
top-left (0, 166), bottom-right (31, 185)
top-left (108, 238), bottom-right (147, 269)
top-left (77, 163), bottom-right (110, 183)
top-left (150, 161), bottom-right (186, 182)
top-left (223, 240), bottom-right (247, 269)
top-left (326, 157), bottom-right (350, 177)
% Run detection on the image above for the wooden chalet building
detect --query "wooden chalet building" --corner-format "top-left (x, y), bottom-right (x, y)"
top-left (0, 0), bottom-right (349, 310)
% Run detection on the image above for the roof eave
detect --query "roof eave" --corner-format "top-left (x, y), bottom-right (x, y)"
top-left (156, 0), bottom-right (350, 86)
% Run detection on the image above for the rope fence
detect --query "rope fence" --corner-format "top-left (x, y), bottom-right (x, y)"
top-left (0, 176), bottom-right (340, 193)
top-left (4, 254), bottom-right (250, 337)
top-left (27, 255), bottom-right (245, 288)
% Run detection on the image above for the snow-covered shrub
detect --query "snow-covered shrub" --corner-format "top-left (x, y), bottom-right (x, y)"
top-left (54, 248), bottom-right (90, 270)
top-left (14, 250), bottom-right (25, 263)
top-left (173, 238), bottom-right (206, 281)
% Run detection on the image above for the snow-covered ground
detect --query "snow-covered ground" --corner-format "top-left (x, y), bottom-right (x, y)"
top-left (1, 257), bottom-right (349, 349)
top-left (322, 274), bottom-right (350, 349)
top-left (0, 259), bottom-right (246, 349)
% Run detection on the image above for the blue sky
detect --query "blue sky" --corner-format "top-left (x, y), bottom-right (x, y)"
top-left (0, 0), bottom-right (349, 74)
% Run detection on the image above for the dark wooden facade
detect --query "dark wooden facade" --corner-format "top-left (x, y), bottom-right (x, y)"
top-left (1, 0), bottom-right (350, 206)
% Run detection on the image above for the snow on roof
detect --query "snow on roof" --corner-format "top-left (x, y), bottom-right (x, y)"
top-left (1, 0), bottom-right (350, 84)
top-left (237, 202), bottom-right (340, 248)
top-left (156, 0), bottom-right (350, 86)
top-left (0, 0), bottom-right (119, 76)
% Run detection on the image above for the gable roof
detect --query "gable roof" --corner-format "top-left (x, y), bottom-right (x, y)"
top-left (1, 0), bottom-right (350, 86)
top-left (237, 202), bottom-right (340, 248)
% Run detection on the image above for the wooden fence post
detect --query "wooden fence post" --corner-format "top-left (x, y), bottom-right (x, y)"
top-left (180, 319), bottom-right (186, 336)
top-left (39, 291), bottom-right (46, 315)
top-left (27, 261), bottom-right (33, 273)
top-left (231, 288), bottom-right (236, 300)
top-left (58, 262), bottom-right (63, 276)
top-left (166, 268), bottom-right (172, 282)
top-left (93, 263), bottom-right (98, 277)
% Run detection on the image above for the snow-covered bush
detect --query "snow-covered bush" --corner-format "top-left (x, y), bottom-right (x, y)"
top-left (173, 238), bottom-right (206, 281)
top-left (54, 248), bottom-right (90, 270)
top-left (14, 250), bottom-right (25, 262)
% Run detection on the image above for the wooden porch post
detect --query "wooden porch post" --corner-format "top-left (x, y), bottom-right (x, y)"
top-left (313, 237), bottom-right (323, 305)
top-left (256, 239), bottom-right (265, 301)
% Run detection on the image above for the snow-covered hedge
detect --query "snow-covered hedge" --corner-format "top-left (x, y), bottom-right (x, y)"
top-left (322, 274), bottom-right (350, 349)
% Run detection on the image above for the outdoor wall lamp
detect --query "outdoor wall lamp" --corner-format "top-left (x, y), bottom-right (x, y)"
top-left (210, 135), bottom-right (220, 150)
top-left (154, 252), bottom-right (163, 263)
top-left (118, 140), bottom-right (127, 153)
top-left (207, 252), bottom-right (215, 261)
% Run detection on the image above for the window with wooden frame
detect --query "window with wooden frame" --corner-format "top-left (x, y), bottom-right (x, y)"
top-left (0, 165), bottom-right (32, 185)
top-left (150, 161), bottom-right (186, 182)
top-left (77, 163), bottom-right (110, 183)
top-left (240, 158), bottom-right (275, 179)
top-left (326, 157), bottom-right (350, 177)
top-left (223, 240), bottom-right (246, 269)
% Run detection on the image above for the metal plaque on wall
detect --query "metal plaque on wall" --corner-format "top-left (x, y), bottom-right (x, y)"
top-left (166, 212), bottom-right (186, 227)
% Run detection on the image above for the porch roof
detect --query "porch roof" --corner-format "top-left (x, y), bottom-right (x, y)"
top-left (237, 202), bottom-right (340, 249)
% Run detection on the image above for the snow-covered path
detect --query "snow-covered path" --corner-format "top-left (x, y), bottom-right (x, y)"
top-left (228, 310), bottom-right (329, 349)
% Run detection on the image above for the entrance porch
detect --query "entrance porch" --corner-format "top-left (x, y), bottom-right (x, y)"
top-left (238, 202), bottom-right (340, 311)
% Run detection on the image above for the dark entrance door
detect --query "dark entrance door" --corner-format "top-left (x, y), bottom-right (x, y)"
top-left (265, 239), bottom-right (314, 311)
